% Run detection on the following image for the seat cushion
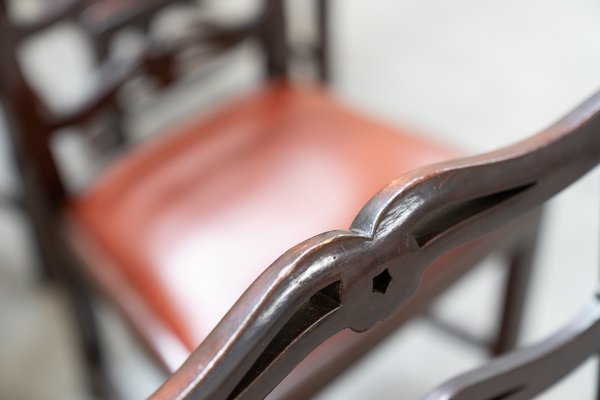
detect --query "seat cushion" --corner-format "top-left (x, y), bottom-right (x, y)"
top-left (68, 81), bottom-right (459, 365)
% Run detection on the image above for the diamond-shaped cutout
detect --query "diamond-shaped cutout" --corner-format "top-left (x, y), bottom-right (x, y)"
top-left (372, 268), bottom-right (392, 294)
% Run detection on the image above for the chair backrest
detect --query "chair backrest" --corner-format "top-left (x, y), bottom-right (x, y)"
top-left (0, 0), bottom-right (328, 210)
top-left (146, 91), bottom-right (600, 399)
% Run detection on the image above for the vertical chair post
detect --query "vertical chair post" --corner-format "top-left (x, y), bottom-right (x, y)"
top-left (491, 208), bottom-right (543, 355)
top-left (62, 259), bottom-right (122, 400)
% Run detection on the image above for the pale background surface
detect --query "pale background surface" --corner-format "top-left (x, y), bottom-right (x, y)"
top-left (1, 0), bottom-right (600, 399)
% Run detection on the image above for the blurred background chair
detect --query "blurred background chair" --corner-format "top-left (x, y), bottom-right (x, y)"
top-left (0, 0), bottom-right (596, 400)
top-left (0, 0), bottom-right (213, 149)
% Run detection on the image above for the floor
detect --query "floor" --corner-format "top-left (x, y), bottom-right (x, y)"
top-left (2, 0), bottom-right (600, 399)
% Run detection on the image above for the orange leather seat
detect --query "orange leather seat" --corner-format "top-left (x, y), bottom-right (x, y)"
top-left (68, 81), bottom-right (461, 370)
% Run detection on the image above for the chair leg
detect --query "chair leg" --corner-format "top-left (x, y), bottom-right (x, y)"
top-left (63, 271), bottom-right (122, 400)
top-left (25, 212), bottom-right (119, 397)
top-left (0, 187), bottom-right (46, 282)
top-left (490, 209), bottom-right (543, 356)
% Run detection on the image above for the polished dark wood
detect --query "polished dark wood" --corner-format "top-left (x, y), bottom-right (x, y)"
top-left (0, 2), bottom-right (552, 399)
top-left (491, 221), bottom-right (541, 356)
top-left (425, 298), bottom-right (600, 400)
top-left (273, 210), bottom-right (542, 400)
top-left (151, 90), bottom-right (600, 400)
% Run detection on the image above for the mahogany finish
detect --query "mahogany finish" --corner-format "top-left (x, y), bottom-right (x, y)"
top-left (0, 1), bottom-right (553, 399)
top-left (426, 300), bottom-right (600, 399)
top-left (151, 89), bottom-right (600, 400)
top-left (69, 82), bottom-right (458, 351)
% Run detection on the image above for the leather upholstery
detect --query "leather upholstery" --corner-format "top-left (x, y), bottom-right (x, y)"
top-left (69, 81), bottom-right (460, 358)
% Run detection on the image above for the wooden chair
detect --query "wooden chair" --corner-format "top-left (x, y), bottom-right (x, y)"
top-left (0, 1), bottom-right (544, 398)
top-left (150, 89), bottom-right (600, 400)
top-left (0, 0), bottom-right (202, 148)
top-left (0, 0), bottom-right (196, 58)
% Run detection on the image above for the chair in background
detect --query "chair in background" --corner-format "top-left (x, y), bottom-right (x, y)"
top-left (0, 1), bottom-right (543, 398)
top-left (0, 0), bottom-right (202, 148)
top-left (0, 0), bottom-right (198, 59)
top-left (79, 0), bottom-right (199, 59)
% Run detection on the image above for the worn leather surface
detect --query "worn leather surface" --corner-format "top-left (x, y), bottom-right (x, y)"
top-left (69, 81), bottom-right (460, 352)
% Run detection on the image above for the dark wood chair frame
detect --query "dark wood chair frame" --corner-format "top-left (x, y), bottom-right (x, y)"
top-left (0, 0), bottom-right (242, 148)
top-left (0, 1), bottom-right (548, 398)
top-left (422, 94), bottom-right (600, 400)
top-left (0, 0), bottom-right (201, 58)
top-left (150, 89), bottom-right (600, 400)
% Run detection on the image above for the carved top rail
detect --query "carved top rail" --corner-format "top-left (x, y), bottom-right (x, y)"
top-left (6, 0), bottom-right (202, 41)
top-left (49, 18), bottom-right (259, 130)
top-left (147, 90), bottom-right (600, 400)
top-left (1, 6), bottom-right (260, 133)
